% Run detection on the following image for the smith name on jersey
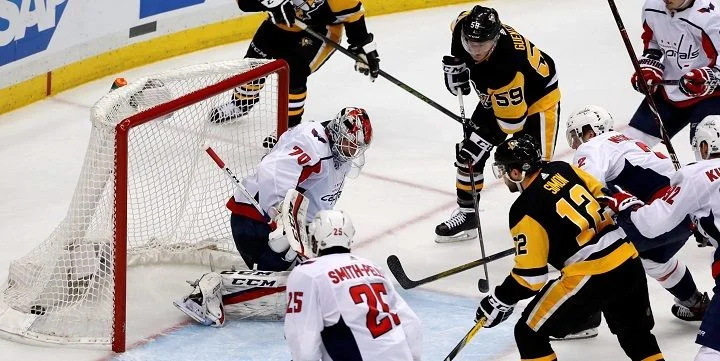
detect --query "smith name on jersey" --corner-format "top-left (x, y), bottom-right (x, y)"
top-left (642, 0), bottom-right (720, 105)
top-left (495, 162), bottom-right (638, 305)
top-left (451, 13), bottom-right (560, 134)
top-left (227, 122), bottom-right (350, 223)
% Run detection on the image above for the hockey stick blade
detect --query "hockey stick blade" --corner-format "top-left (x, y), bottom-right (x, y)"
top-left (387, 247), bottom-right (515, 289)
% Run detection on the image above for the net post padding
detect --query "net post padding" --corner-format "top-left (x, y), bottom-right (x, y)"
top-left (0, 59), bottom-right (289, 352)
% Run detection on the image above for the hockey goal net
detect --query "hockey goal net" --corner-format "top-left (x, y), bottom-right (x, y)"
top-left (0, 59), bottom-right (288, 351)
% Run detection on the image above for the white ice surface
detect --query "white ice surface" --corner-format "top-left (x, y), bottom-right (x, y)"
top-left (0, 0), bottom-right (713, 360)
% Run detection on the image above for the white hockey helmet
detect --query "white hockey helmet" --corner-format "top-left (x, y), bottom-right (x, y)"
top-left (327, 107), bottom-right (373, 164)
top-left (566, 105), bottom-right (614, 149)
top-left (692, 115), bottom-right (720, 161)
top-left (305, 210), bottom-right (355, 258)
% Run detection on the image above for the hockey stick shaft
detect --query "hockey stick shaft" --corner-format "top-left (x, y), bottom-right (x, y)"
top-left (607, 0), bottom-right (681, 170)
top-left (206, 147), bottom-right (265, 215)
top-left (458, 91), bottom-right (489, 292)
top-left (444, 317), bottom-right (487, 361)
top-left (386, 247), bottom-right (515, 289)
top-left (294, 20), bottom-right (478, 131)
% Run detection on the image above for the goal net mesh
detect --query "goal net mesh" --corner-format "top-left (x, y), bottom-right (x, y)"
top-left (0, 59), bottom-right (286, 346)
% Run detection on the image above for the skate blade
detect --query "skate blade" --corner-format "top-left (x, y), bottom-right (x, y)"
top-left (435, 229), bottom-right (478, 243)
top-left (549, 328), bottom-right (599, 341)
top-left (173, 299), bottom-right (211, 325)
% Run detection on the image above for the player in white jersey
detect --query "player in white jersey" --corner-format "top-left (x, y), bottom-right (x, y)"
top-left (284, 210), bottom-right (422, 361)
top-left (567, 105), bottom-right (708, 322)
top-left (601, 115), bottom-right (720, 361)
top-left (627, 0), bottom-right (720, 147)
top-left (173, 107), bottom-right (372, 327)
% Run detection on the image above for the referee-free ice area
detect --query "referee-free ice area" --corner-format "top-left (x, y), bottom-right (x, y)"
top-left (0, 0), bottom-right (712, 359)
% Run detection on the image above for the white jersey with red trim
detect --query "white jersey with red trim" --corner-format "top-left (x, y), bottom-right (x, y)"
top-left (630, 159), bottom-right (720, 248)
top-left (284, 253), bottom-right (422, 361)
top-left (236, 121), bottom-right (351, 222)
top-left (641, 0), bottom-right (720, 104)
top-left (572, 131), bottom-right (675, 201)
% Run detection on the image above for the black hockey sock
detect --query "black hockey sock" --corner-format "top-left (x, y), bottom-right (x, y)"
top-left (667, 267), bottom-right (699, 303)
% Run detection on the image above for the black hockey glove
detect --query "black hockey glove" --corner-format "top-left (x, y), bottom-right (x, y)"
top-left (349, 33), bottom-right (380, 82)
top-left (476, 293), bottom-right (514, 328)
top-left (261, 0), bottom-right (295, 26)
top-left (456, 132), bottom-right (493, 166)
top-left (443, 55), bottom-right (471, 96)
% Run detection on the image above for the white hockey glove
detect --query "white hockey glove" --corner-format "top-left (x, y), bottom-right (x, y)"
top-left (268, 189), bottom-right (309, 263)
top-left (475, 292), bottom-right (515, 328)
top-left (443, 55), bottom-right (471, 96)
top-left (348, 33), bottom-right (380, 82)
top-left (456, 131), bottom-right (493, 166)
top-left (260, 0), bottom-right (295, 26)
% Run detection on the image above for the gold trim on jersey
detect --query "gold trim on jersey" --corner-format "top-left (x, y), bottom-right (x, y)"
top-left (571, 165), bottom-right (606, 199)
top-left (310, 25), bottom-right (343, 72)
top-left (521, 353), bottom-right (558, 361)
top-left (526, 274), bottom-right (590, 331)
top-left (538, 103), bottom-right (559, 160)
top-left (641, 353), bottom-right (665, 361)
top-left (563, 241), bottom-right (638, 278)
top-left (526, 87), bottom-right (560, 115)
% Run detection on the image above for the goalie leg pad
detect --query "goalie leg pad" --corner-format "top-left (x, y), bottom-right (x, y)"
top-left (173, 272), bottom-right (226, 327)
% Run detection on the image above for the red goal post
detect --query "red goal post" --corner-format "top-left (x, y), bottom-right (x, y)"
top-left (0, 59), bottom-right (289, 352)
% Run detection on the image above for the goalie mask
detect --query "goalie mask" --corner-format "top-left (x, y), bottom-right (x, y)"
top-left (692, 115), bottom-right (720, 161)
top-left (566, 105), bottom-right (614, 149)
top-left (304, 210), bottom-right (355, 258)
top-left (327, 107), bottom-right (372, 173)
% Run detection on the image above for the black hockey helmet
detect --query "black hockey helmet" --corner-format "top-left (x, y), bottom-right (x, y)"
top-left (492, 134), bottom-right (542, 178)
top-left (462, 5), bottom-right (502, 44)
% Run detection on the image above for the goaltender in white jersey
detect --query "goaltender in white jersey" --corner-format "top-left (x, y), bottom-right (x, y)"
top-left (284, 210), bottom-right (422, 361)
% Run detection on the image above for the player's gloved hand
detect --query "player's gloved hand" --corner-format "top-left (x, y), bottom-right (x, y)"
top-left (598, 186), bottom-right (644, 214)
top-left (349, 33), bottom-right (380, 82)
top-left (268, 214), bottom-right (298, 263)
top-left (475, 293), bottom-right (514, 328)
top-left (689, 223), bottom-right (710, 247)
top-left (261, 0), bottom-right (295, 26)
top-left (631, 54), bottom-right (664, 95)
top-left (679, 66), bottom-right (720, 97)
top-left (456, 131), bottom-right (493, 166)
top-left (443, 55), bottom-right (471, 96)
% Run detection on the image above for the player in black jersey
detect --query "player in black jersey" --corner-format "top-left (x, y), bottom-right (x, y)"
top-left (210, 0), bottom-right (380, 129)
top-left (474, 135), bottom-right (664, 361)
top-left (436, 5), bottom-right (561, 243)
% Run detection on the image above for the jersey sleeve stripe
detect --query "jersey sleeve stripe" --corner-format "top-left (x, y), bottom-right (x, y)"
top-left (511, 272), bottom-right (548, 291)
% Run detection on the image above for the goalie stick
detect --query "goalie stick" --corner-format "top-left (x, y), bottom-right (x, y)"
top-left (387, 247), bottom-right (515, 289)
top-left (205, 147), bottom-right (265, 216)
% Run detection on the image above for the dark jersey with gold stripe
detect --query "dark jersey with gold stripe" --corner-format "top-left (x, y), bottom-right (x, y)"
top-left (451, 12), bottom-right (560, 134)
top-left (494, 161), bottom-right (639, 305)
top-left (238, 0), bottom-right (369, 45)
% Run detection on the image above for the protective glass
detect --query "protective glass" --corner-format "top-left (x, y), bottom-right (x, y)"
top-left (491, 162), bottom-right (507, 179)
top-left (566, 128), bottom-right (584, 149)
top-left (461, 32), bottom-right (499, 62)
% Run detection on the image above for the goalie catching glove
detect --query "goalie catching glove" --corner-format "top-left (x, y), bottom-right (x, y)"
top-left (268, 189), bottom-right (309, 263)
top-left (475, 292), bottom-right (515, 328)
top-left (260, 0), bottom-right (295, 26)
top-left (348, 33), bottom-right (380, 82)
